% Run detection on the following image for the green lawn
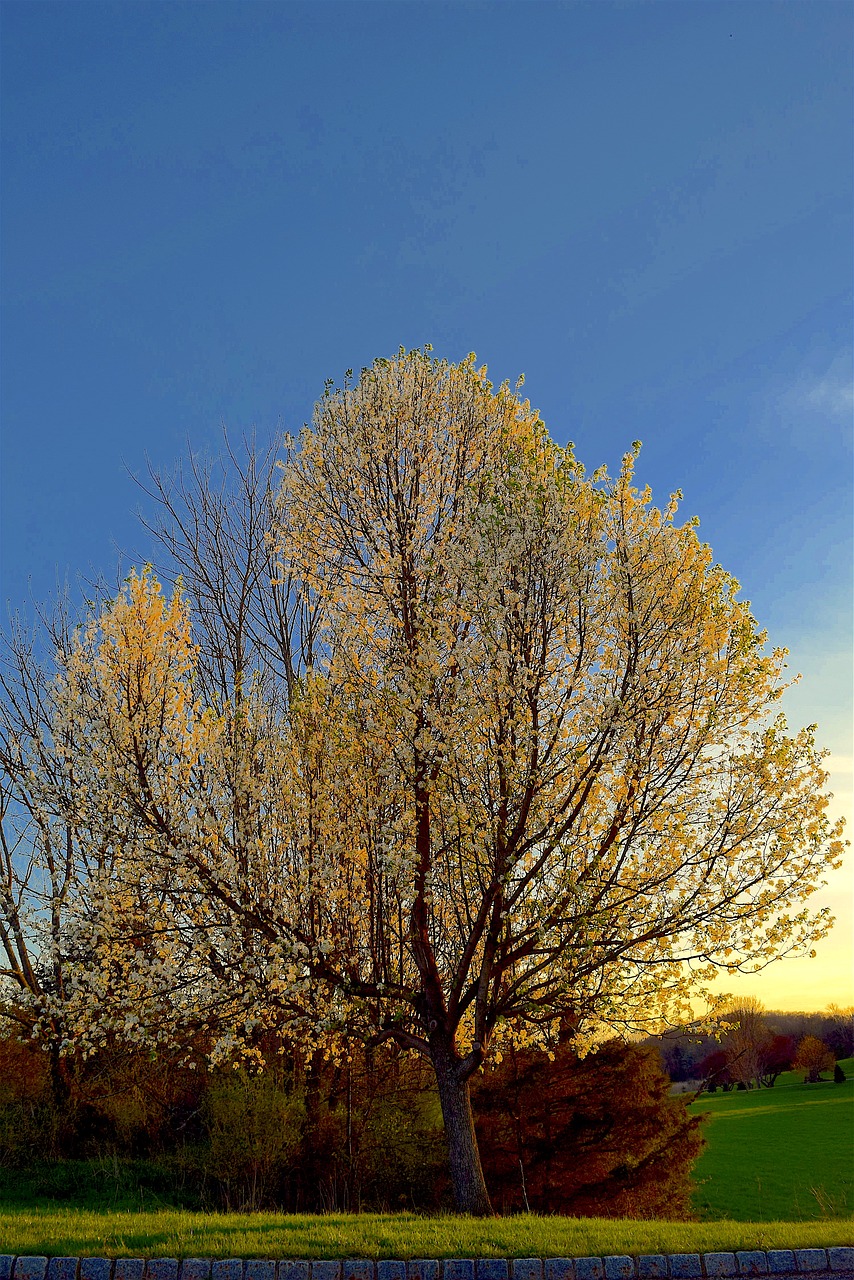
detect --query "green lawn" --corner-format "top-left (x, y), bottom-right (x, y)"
top-left (690, 1059), bottom-right (854, 1221)
top-left (0, 1209), bottom-right (851, 1259)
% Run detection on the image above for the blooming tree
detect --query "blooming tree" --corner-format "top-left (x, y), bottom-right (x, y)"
top-left (43, 350), bottom-right (845, 1214)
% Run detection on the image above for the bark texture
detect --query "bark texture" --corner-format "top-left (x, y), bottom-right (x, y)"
top-left (432, 1046), bottom-right (493, 1216)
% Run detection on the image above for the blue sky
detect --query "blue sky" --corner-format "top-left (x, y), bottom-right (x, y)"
top-left (1, 0), bottom-right (851, 1008)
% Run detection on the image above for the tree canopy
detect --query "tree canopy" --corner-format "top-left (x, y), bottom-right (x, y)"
top-left (0, 349), bottom-right (845, 1214)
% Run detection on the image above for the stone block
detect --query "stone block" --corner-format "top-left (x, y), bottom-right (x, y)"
top-left (444, 1263), bottom-right (475, 1280)
top-left (113, 1264), bottom-right (145, 1280)
top-left (0, 1258), bottom-right (12, 1280)
top-left (511, 1263), bottom-right (541, 1280)
top-left (180, 1264), bottom-right (212, 1280)
top-left (668, 1259), bottom-right (701, 1280)
top-left (545, 1261), bottom-right (575, 1280)
top-left (636, 1261), bottom-right (668, 1280)
top-left (703, 1257), bottom-right (737, 1277)
top-left (47, 1260), bottom-right (78, 1280)
top-left (604, 1260), bottom-right (635, 1280)
top-left (407, 1264), bottom-right (439, 1280)
top-left (735, 1254), bottom-right (767, 1276)
top-left (794, 1253), bottom-right (827, 1274)
top-left (574, 1261), bottom-right (604, 1280)
top-left (245, 1264), bottom-right (276, 1280)
top-left (377, 1265), bottom-right (406, 1280)
top-left (80, 1261), bottom-right (113, 1280)
top-left (279, 1265), bottom-right (310, 1280)
top-left (478, 1263), bottom-right (508, 1280)
top-left (146, 1262), bottom-right (179, 1280)
top-left (340, 1264), bottom-right (373, 1280)
top-left (765, 1255), bottom-right (795, 1275)
top-left (14, 1261), bottom-right (48, 1280)
top-left (311, 1265), bottom-right (341, 1280)
top-left (828, 1250), bottom-right (854, 1275)
top-left (211, 1263), bottom-right (243, 1280)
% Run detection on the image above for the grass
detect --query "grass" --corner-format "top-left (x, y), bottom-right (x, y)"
top-left (0, 1159), bottom-right (206, 1215)
top-left (1, 1060), bottom-right (852, 1257)
top-left (0, 1209), bottom-right (852, 1259)
top-left (690, 1058), bottom-right (854, 1222)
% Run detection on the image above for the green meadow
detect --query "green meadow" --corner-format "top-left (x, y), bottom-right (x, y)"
top-left (691, 1060), bottom-right (854, 1221)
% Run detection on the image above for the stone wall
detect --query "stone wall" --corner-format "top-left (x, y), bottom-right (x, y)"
top-left (2, 1251), bottom-right (852, 1280)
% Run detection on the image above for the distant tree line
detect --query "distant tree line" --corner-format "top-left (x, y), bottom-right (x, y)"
top-left (650, 1001), bottom-right (852, 1089)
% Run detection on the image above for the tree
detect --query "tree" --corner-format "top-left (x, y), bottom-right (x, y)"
top-left (792, 1035), bottom-right (835, 1083)
top-left (45, 350), bottom-right (845, 1215)
top-left (756, 1033), bottom-right (795, 1088)
top-left (821, 1005), bottom-right (854, 1060)
top-left (658, 1037), bottom-right (701, 1083)
top-left (723, 997), bottom-right (771, 1089)
top-left (697, 1048), bottom-right (732, 1092)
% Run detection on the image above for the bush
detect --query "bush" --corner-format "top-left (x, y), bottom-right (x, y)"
top-left (472, 1038), bottom-right (705, 1217)
top-left (333, 1055), bottom-right (448, 1212)
top-left (202, 1070), bottom-right (304, 1210)
top-left (0, 1031), bottom-right (708, 1215)
top-left (833, 1062), bottom-right (846, 1083)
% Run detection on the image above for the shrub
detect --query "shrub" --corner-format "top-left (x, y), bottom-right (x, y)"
top-left (472, 1038), bottom-right (705, 1217)
top-left (202, 1070), bottom-right (305, 1210)
top-left (0, 1036), bottom-right (65, 1164)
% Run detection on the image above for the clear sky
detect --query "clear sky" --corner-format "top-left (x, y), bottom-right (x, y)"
top-left (1, 0), bottom-right (851, 1012)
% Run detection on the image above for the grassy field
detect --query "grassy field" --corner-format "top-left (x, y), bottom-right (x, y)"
top-left (1, 1060), bottom-right (851, 1256)
top-left (0, 1209), bottom-right (851, 1259)
top-left (690, 1059), bottom-right (854, 1222)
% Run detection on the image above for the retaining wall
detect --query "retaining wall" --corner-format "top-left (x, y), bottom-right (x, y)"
top-left (2, 1252), bottom-right (852, 1280)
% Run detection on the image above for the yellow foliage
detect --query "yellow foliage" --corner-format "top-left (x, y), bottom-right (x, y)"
top-left (51, 351), bottom-right (845, 1090)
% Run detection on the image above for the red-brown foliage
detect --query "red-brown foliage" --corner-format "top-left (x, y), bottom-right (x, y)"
top-left (472, 1038), bottom-right (705, 1218)
top-left (0, 1035), bottom-right (49, 1101)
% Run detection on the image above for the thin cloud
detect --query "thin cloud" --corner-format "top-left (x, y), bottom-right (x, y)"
top-left (781, 352), bottom-right (854, 424)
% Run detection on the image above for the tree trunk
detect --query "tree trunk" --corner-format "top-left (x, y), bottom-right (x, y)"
top-left (432, 1048), bottom-right (493, 1216)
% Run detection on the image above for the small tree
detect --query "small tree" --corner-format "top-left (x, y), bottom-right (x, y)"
top-left (792, 1035), bottom-right (835, 1083)
top-left (697, 1048), bottom-right (732, 1092)
top-left (757, 1033), bottom-right (796, 1087)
